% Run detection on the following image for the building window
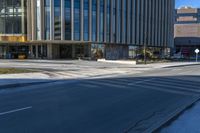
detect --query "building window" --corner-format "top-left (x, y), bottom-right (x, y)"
top-left (45, 0), bottom-right (50, 40)
top-left (74, 0), bottom-right (80, 41)
top-left (106, 0), bottom-right (110, 42)
top-left (92, 0), bottom-right (97, 41)
top-left (99, 0), bottom-right (104, 42)
top-left (117, 0), bottom-right (122, 43)
top-left (37, 0), bottom-right (41, 40)
top-left (83, 0), bottom-right (89, 41)
top-left (112, 0), bottom-right (116, 42)
top-left (123, 0), bottom-right (127, 43)
top-left (0, 0), bottom-right (25, 34)
top-left (54, 0), bottom-right (61, 40)
top-left (65, 0), bottom-right (71, 40)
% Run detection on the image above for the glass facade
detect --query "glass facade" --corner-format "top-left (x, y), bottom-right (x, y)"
top-left (74, 0), bottom-right (80, 41)
top-left (25, 0), bottom-right (173, 48)
top-left (99, 0), bottom-right (104, 42)
top-left (0, 0), bottom-right (26, 34)
top-left (106, 0), bottom-right (110, 42)
top-left (83, 0), bottom-right (89, 41)
top-left (112, 0), bottom-right (116, 42)
top-left (37, 0), bottom-right (41, 40)
top-left (65, 0), bottom-right (71, 40)
top-left (45, 0), bottom-right (50, 40)
top-left (54, 0), bottom-right (61, 40)
top-left (92, 0), bottom-right (97, 42)
top-left (117, 0), bottom-right (121, 43)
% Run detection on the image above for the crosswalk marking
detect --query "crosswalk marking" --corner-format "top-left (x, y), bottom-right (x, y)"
top-left (77, 77), bottom-right (200, 96)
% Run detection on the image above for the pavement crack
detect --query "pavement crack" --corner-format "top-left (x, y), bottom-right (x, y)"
top-left (124, 110), bottom-right (164, 133)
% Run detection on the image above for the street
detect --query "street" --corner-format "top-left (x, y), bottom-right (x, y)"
top-left (0, 64), bottom-right (200, 133)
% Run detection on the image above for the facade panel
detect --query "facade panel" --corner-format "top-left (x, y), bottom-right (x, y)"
top-left (0, 0), bottom-right (174, 60)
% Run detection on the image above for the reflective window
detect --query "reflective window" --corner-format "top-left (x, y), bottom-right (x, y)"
top-left (106, 0), bottom-right (110, 42)
top-left (37, 0), bottom-right (41, 40)
top-left (74, 0), bottom-right (80, 41)
top-left (0, 0), bottom-right (25, 34)
top-left (92, 0), bottom-right (97, 41)
top-left (112, 0), bottom-right (116, 42)
top-left (83, 0), bottom-right (89, 41)
top-left (54, 0), bottom-right (61, 40)
top-left (65, 0), bottom-right (71, 40)
top-left (117, 0), bottom-right (122, 43)
top-left (45, 0), bottom-right (50, 40)
top-left (99, 0), bottom-right (104, 42)
top-left (123, 0), bottom-right (127, 43)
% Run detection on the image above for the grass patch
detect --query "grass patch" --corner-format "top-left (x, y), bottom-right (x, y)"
top-left (0, 68), bottom-right (33, 74)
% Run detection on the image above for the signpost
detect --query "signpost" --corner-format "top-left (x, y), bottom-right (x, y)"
top-left (195, 49), bottom-right (199, 62)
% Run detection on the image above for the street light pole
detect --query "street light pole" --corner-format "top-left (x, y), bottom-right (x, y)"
top-left (143, 32), bottom-right (147, 65)
top-left (144, 43), bottom-right (147, 64)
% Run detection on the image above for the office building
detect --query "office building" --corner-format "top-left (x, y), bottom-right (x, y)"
top-left (175, 6), bottom-right (200, 57)
top-left (0, 0), bottom-right (174, 59)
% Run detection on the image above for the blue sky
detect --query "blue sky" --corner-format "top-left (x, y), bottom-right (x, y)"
top-left (176, 0), bottom-right (200, 8)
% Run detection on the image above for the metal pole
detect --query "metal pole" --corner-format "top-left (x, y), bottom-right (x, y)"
top-left (196, 53), bottom-right (198, 62)
top-left (144, 32), bottom-right (147, 64)
top-left (144, 44), bottom-right (147, 64)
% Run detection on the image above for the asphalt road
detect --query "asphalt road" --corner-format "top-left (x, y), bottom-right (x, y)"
top-left (0, 65), bottom-right (200, 133)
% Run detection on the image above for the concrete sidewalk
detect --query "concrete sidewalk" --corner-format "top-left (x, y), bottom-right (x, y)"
top-left (0, 60), bottom-right (199, 89)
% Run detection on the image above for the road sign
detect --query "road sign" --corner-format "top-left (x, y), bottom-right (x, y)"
top-left (195, 49), bottom-right (199, 62)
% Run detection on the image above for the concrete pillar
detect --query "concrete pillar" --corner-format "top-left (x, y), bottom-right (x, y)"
top-left (41, 0), bottom-right (45, 40)
top-left (31, 0), bottom-right (37, 40)
top-left (71, 0), bottom-right (74, 40)
top-left (61, 0), bottom-right (65, 40)
top-left (27, 0), bottom-right (32, 40)
top-left (50, 0), bottom-right (54, 40)
top-left (47, 44), bottom-right (53, 59)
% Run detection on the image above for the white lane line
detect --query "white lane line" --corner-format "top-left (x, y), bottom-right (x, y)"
top-left (0, 106), bottom-right (32, 116)
top-left (128, 78), bottom-right (155, 86)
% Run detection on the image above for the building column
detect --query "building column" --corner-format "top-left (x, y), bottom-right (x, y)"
top-left (31, 0), bottom-right (37, 40)
top-left (36, 45), bottom-right (39, 58)
top-left (96, 0), bottom-right (100, 42)
top-left (47, 44), bottom-right (53, 59)
top-left (116, 0), bottom-right (119, 43)
top-left (126, 0), bottom-right (130, 44)
top-left (27, 0), bottom-right (32, 40)
top-left (40, 0), bottom-right (45, 40)
top-left (71, 0), bottom-right (74, 40)
top-left (61, 0), bottom-right (65, 40)
top-left (121, 0), bottom-right (125, 43)
top-left (50, 0), bottom-right (54, 40)
top-left (80, 0), bottom-right (84, 41)
top-left (110, 0), bottom-right (113, 43)
top-left (89, 0), bottom-right (92, 41)
top-left (103, 0), bottom-right (107, 42)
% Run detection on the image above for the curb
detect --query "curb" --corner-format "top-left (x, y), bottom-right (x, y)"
top-left (141, 97), bottom-right (200, 133)
top-left (162, 63), bottom-right (200, 68)
top-left (0, 81), bottom-right (56, 90)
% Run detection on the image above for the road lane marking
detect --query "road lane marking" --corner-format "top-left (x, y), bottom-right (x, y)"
top-left (128, 78), bottom-right (155, 86)
top-left (0, 106), bottom-right (32, 116)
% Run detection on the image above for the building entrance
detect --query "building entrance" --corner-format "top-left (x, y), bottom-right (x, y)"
top-left (60, 45), bottom-right (72, 59)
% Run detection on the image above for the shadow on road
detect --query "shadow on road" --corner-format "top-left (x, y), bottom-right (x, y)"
top-left (0, 75), bottom-right (200, 133)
